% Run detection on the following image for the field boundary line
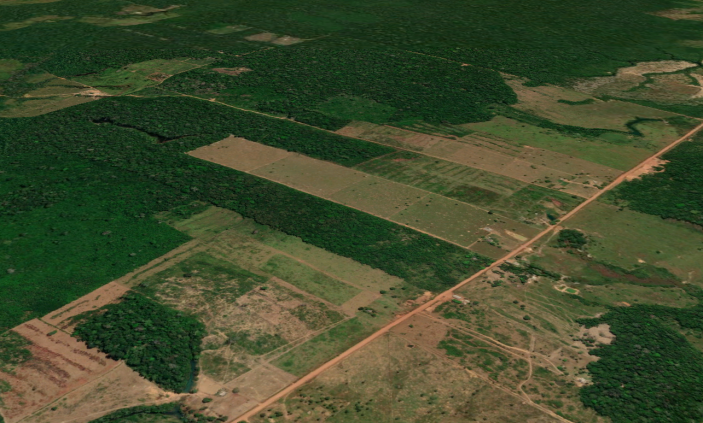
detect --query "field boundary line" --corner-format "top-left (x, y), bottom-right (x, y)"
top-left (234, 121), bottom-right (703, 422)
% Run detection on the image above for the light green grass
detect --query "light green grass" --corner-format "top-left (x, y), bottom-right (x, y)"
top-left (467, 116), bottom-right (651, 170)
top-left (260, 254), bottom-right (361, 305)
top-left (272, 317), bottom-right (374, 376)
top-left (565, 201), bottom-right (703, 284)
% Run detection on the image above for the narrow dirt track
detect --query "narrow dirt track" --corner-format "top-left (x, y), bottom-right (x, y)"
top-left (236, 121), bottom-right (703, 422)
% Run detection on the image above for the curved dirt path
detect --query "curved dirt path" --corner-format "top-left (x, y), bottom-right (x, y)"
top-left (235, 121), bottom-right (703, 422)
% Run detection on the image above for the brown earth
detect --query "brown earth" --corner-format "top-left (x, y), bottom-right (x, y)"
top-left (42, 282), bottom-right (130, 332)
top-left (0, 320), bottom-right (120, 423)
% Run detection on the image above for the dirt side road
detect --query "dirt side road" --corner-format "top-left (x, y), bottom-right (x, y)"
top-left (236, 122), bottom-right (703, 422)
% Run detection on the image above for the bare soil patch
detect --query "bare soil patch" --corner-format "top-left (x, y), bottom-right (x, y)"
top-left (271, 36), bottom-right (304, 46)
top-left (43, 282), bottom-right (129, 331)
top-left (250, 154), bottom-right (365, 197)
top-left (226, 364), bottom-right (297, 402)
top-left (189, 135), bottom-right (292, 172)
top-left (245, 32), bottom-right (278, 42)
top-left (0, 320), bottom-right (120, 423)
top-left (25, 363), bottom-right (173, 423)
top-left (211, 67), bottom-right (252, 76)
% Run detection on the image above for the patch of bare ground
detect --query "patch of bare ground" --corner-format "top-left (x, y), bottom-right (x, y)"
top-left (271, 36), bottom-right (304, 46)
top-left (625, 157), bottom-right (668, 181)
top-left (245, 32), bottom-right (277, 42)
top-left (652, 6), bottom-right (703, 20)
top-left (42, 282), bottom-right (130, 332)
top-left (189, 135), bottom-right (292, 172)
top-left (211, 67), bottom-right (252, 76)
top-left (0, 320), bottom-right (120, 423)
top-left (24, 363), bottom-right (174, 423)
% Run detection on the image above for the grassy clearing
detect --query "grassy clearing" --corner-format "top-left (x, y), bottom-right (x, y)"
top-left (272, 317), bottom-right (373, 376)
top-left (260, 254), bottom-right (361, 305)
top-left (70, 58), bottom-right (212, 95)
top-left (467, 116), bottom-right (656, 170)
top-left (560, 201), bottom-right (703, 284)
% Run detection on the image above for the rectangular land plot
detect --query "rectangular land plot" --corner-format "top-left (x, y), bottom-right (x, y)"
top-left (260, 254), bottom-right (361, 305)
top-left (340, 121), bottom-right (599, 197)
top-left (188, 135), bottom-right (293, 172)
top-left (329, 175), bottom-right (428, 218)
top-left (389, 194), bottom-right (493, 247)
top-left (561, 201), bottom-right (703, 284)
top-left (0, 320), bottom-right (123, 423)
top-left (250, 154), bottom-right (366, 197)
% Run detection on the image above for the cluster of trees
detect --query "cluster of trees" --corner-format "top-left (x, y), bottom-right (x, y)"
top-left (163, 38), bottom-right (516, 126)
top-left (579, 296), bottom-right (703, 422)
top-left (499, 260), bottom-right (561, 283)
top-left (74, 292), bottom-right (206, 392)
top-left (0, 331), bottom-right (31, 373)
top-left (555, 229), bottom-right (588, 249)
top-left (88, 403), bottom-right (182, 423)
top-left (613, 133), bottom-right (703, 226)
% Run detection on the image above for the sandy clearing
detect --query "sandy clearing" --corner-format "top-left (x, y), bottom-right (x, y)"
top-left (43, 282), bottom-right (130, 331)
top-left (212, 67), bottom-right (252, 76)
top-left (24, 363), bottom-right (174, 423)
top-left (624, 157), bottom-right (668, 181)
top-left (1, 320), bottom-right (120, 423)
top-left (250, 154), bottom-right (366, 197)
top-left (271, 36), bottom-right (304, 46)
top-left (189, 135), bottom-right (293, 172)
top-left (226, 364), bottom-right (297, 402)
top-left (245, 32), bottom-right (277, 42)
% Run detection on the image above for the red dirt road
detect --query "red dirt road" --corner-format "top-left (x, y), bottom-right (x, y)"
top-left (235, 122), bottom-right (703, 422)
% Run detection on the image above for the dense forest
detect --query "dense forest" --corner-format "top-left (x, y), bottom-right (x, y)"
top-left (163, 39), bottom-right (516, 125)
top-left (2, 0), bottom-right (702, 86)
top-left (0, 139), bottom-right (193, 330)
top-left (74, 292), bottom-right (205, 392)
top-left (579, 291), bottom-right (703, 423)
top-left (613, 133), bottom-right (703, 226)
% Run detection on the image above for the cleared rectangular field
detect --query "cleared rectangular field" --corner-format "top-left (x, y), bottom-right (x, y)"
top-left (250, 154), bottom-right (366, 197)
top-left (188, 136), bottom-right (293, 171)
top-left (389, 193), bottom-right (540, 248)
top-left (260, 254), bottom-right (361, 305)
top-left (329, 175), bottom-right (428, 218)
top-left (337, 121), bottom-right (614, 197)
top-left (190, 137), bottom-right (539, 252)
top-left (0, 320), bottom-right (125, 423)
top-left (354, 151), bottom-right (583, 227)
